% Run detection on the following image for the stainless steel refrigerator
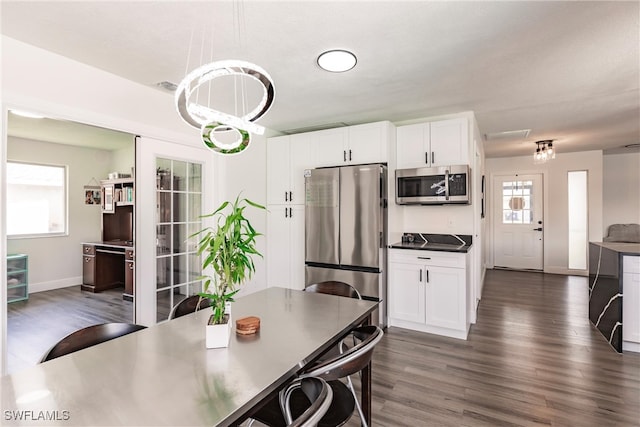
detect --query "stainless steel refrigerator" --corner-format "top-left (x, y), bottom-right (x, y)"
top-left (305, 164), bottom-right (387, 327)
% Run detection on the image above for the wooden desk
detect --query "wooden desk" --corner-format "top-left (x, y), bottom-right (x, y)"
top-left (1, 288), bottom-right (378, 426)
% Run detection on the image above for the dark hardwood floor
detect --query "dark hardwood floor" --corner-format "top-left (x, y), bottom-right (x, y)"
top-left (356, 269), bottom-right (640, 426)
top-left (7, 285), bottom-right (132, 374)
top-left (6, 270), bottom-right (640, 426)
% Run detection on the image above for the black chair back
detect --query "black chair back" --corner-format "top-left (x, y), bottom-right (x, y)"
top-left (168, 295), bottom-right (211, 320)
top-left (40, 323), bottom-right (146, 363)
top-left (305, 281), bottom-right (361, 300)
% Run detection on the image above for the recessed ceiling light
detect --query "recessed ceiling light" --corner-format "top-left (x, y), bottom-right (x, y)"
top-left (10, 109), bottom-right (45, 119)
top-left (317, 50), bottom-right (357, 73)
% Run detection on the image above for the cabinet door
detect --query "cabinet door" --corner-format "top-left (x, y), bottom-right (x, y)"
top-left (266, 205), bottom-right (292, 288)
top-left (266, 136), bottom-right (291, 205)
top-left (289, 133), bottom-right (311, 204)
top-left (425, 265), bottom-right (465, 330)
top-left (348, 122), bottom-right (387, 164)
top-left (397, 123), bottom-right (429, 169)
top-left (309, 128), bottom-right (347, 167)
top-left (430, 118), bottom-right (468, 166)
top-left (83, 255), bottom-right (95, 285)
top-left (289, 205), bottom-right (306, 290)
top-left (623, 271), bottom-right (640, 343)
top-left (388, 262), bottom-right (425, 323)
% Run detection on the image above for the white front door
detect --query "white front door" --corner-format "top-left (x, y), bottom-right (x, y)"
top-left (493, 174), bottom-right (544, 270)
top-left (136, 137), bottom-right (215, 326)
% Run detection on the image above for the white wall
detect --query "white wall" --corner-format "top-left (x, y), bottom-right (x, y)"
top-left (603, 152), bottom-right (640, 232)
top-left (7, 137), bottom-right (111, 291)
top-left (213, 135), bottom-right (268, 297)
top-left (485, 150), bottom-right (603, 275)
top-left (110, 142), bottom-right (136, 177)
top-left (1, 36), bottom-right (199, 147)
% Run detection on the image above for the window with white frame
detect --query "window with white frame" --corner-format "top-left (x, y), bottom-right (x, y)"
top-left (7, 161), bottom-right (67, 238)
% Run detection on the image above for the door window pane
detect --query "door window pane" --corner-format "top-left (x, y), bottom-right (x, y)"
top-left (502, 180), bottom-right (533, 224)
top-left (155, 158), bottom-right (204, 321)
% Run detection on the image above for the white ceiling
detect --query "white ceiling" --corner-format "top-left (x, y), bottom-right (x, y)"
top-left (1, 1), bottom-right (638, 157)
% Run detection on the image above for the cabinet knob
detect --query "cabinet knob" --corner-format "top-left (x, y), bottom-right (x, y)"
top-left (129, 263), bottom-right (134, 270)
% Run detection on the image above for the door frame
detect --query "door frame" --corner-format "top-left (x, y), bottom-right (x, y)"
top-left (488, 170), bottom-right (549, 271)
top-left (0, 98), bottom-right (201, 374)
top-left (135, 136), bottom-right (217, 326)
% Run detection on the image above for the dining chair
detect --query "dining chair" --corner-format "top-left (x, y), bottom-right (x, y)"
top-left (168, 295), bottom-right (211, 320)
top-left (304, 281), bottom-right (362, 300)
top-left (248, 325), bottom-right (384, 427)
top-left (40, 323), bottom-right (146, 363)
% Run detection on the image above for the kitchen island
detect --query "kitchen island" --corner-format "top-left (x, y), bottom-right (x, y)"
top-left (589, 242), bottom-right (640, 353)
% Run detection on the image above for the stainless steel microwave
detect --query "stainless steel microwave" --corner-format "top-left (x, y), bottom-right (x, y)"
top-left (396, 165), bottom-right (471, 205)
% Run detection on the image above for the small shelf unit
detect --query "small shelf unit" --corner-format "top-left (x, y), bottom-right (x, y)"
top-left (7, 254), bottom-right (28, 303)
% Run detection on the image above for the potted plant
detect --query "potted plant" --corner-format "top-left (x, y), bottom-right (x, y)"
top-left (192, 194), bottom-right (265, 348)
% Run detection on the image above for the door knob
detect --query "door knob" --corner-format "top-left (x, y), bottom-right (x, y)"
top-left (533, 227), bottom-right (543, 231)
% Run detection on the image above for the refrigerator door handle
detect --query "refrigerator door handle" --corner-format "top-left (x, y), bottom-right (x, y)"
top-left (445, 169), bottom-right (450, 201)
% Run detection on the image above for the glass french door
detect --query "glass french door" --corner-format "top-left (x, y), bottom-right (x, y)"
top-left (155, 158), bottom-right (203, 322)
top-left (136, 137), bottom-right (215, 326)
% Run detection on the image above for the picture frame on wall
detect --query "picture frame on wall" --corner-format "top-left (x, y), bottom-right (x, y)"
top-left (84, 186), bottom-right (101, 205)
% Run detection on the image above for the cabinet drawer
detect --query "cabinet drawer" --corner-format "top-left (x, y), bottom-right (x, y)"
top-left (389, 249), bottom-right (466, 268)
top-left (125, 249), bottom-right (134, 260)
top-left (83, 244), bottom-right (96, 255)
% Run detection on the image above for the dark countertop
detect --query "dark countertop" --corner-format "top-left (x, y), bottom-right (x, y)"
top-left (83, 240), bottom-right (134, 249)
top-left (389, 241), bottom-right (472, 253)
top-left (590, 242), bottom-right (640, 256)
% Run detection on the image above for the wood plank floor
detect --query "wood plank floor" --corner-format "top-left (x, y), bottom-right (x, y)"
top-left (7, 285), bottom-right (132, 374)
top-left (6, 270), bottom-right (640, 426)
top-left (356, 269), bottom-right (640, 426)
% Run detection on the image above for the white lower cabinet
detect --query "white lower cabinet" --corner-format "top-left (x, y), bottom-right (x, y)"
top-left (388, 249), bottom-right (469, 339)
top-left (266, 205), bottom-right (305, 290)
top-left (623, 255), bottom-right (640, 352)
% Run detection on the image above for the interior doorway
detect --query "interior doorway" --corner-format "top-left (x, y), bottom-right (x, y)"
top-left (4, 111), bottom-right (136, 373)
top-left (493, 174), bottom-right (544, 270)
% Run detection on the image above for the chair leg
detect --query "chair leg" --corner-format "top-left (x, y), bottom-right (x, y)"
top-left (346, 375), bottom-right (367, 427)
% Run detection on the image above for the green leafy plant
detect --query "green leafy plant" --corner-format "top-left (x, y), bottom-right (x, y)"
top-left (192, 195), bottom-right (265, 324)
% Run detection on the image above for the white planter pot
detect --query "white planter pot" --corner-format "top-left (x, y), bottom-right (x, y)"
top-left (206, 314), bottom-right (232, 349)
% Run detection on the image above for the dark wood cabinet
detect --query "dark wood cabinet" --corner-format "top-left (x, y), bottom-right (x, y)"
top-left (124, 249), bottom-right (134, 302)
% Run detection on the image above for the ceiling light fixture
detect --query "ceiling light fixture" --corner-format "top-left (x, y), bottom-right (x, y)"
top-left (317, 49), bottom-right (357, 72)
top-left (533, 140), bottom-right (556, 164)
top-left (174, 2), bottom-right (275, 156)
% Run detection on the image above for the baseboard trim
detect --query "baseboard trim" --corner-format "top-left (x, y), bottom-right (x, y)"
top-left (30, 277), bottom-right (82, 294)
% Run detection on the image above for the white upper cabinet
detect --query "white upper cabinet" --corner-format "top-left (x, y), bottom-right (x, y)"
top-left (430, 118), bottom-right (469, 166)
top-left (309, 127), bottom-right (348, 168)
top-left (396, 117), bottom-right (469, 169)
top-left (309, 121), bottom-right (391, 167)
top-left (266, 134), bottom-right (310, 205)
top-left (396, 123), bottom-right (429, 169)
top-left (346, 121), bottom-right (390, 165)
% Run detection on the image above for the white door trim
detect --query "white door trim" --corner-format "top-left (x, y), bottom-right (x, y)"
top-left (488, 170), bottom-right (549, 271)
top-left (135, 136), bottom-right (216, 326)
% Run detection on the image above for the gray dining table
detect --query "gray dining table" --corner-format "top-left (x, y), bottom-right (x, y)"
top-left (1, 287), bottom-right (378, 426)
